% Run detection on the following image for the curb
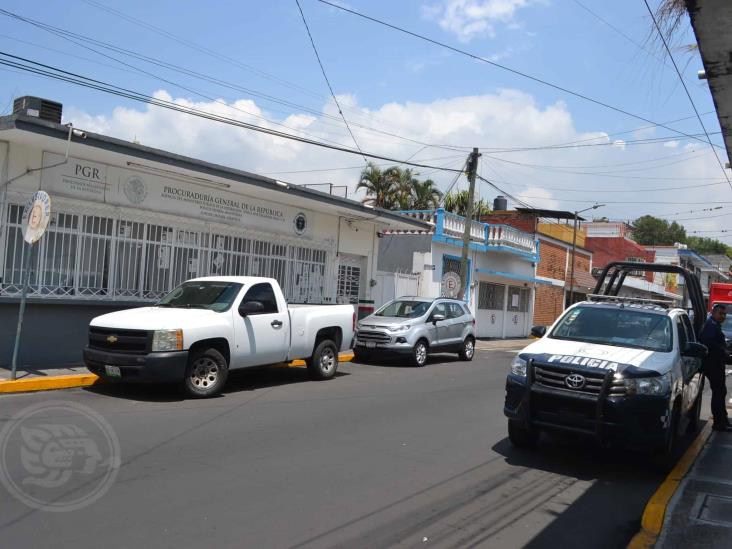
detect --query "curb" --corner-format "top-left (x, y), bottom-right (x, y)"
top-left (627, 421), bottom-right (713, 548)
top-left (0, 352), bottom-right (356, 395)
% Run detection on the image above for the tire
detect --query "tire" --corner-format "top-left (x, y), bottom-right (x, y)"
top-left (508, 419), bottom-right (539, 448)
top-left (459, 337), bottom-right (475, 361)
top-left (687, 380), bottom-right (704, 435)
top-left (307, 339), bottom-right (339, 380)
top-left (411, 340), bottom-right (429, 367)
top-left (184, 347), bottom-right (229, 398)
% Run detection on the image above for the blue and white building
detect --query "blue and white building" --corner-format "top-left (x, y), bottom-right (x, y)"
top-left (378, 208), bottom-right (541, 338)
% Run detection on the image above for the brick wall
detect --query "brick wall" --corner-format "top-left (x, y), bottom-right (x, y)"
top-left (480, 212), bottom-right (536, 233)
top-left (585, 237), bottom-right (655, 282)
top-left (537, 239), bottom-right (567, 279)
top-left (534, 284), bottom-right (564, 326)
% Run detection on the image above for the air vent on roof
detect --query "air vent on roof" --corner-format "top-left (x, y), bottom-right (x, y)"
top-left (13, 96), bottom-right (62, 124)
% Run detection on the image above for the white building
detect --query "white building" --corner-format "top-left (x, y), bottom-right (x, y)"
top-left (0, 98), bottom-right (428, 366)
top-left (378, 209), bottom-right (540, 338)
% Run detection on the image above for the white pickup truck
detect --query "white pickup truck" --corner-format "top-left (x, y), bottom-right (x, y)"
top-left (83, 277), bottom-right (355, 397)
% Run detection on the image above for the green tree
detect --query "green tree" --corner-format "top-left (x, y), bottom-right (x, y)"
top-left (357, 162), bottom-right (396, 209)
top-left (633, 215), bottom-right (687, 245)
top-left (385, 166), bottom-right (420, 210)
top-left (443, 190), bottom-right (491, 218)
top-left (411, 179), bottom-right (442, 209)
top-left (685, 236), bottom-right (730, 256)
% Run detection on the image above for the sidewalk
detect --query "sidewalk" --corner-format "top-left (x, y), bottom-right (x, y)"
top-left (658, 428), bottom-right (732, 547)
top-left (475, 337), bottom-right (532, 351)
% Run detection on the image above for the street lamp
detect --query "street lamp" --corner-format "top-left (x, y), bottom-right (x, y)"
top-left (568, 203), bottom-right (605, 306)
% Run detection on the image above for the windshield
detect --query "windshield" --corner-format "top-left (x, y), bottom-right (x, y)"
top-left (375, 300), bottom-right (431, 318)
top-left (157, 281), bottom-right (243, 312)
top-left (550, 305), bottom-right (673, 352)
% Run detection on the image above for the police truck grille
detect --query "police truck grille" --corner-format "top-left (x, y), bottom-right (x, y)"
top-left (534, 363), bottom-right (626, 396)
top-left (89, 327), bottom-right (150, 354)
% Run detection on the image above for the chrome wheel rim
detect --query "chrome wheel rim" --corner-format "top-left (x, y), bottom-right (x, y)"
top-left (415, 344), bottom-right (427, 365)
top-left (320, 347), bottom-right (336, 374)
top-left (465, 340), bottom-right (474, 358)
top-left (190, 357), bottom-right (219, 389)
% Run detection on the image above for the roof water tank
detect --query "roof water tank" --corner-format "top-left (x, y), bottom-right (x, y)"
top-left (493, 195), bottom-right (508, 211)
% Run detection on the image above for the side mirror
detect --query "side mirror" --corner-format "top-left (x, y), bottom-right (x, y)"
top-left (682, 342), bottom-right (708, 359)
top-left (239, 300), bottom-right (264, 317)
top-left (431, 313), bottom-right (446, 324)
top-left (531, 325), bottom-right (547, 338)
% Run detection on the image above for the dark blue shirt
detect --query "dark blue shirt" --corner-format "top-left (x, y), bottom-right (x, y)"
top-left (699, 316), bottom-right (727, 365)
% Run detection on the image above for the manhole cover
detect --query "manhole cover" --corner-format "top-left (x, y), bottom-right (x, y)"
top-left (692, 494), bottom-right (732, 527)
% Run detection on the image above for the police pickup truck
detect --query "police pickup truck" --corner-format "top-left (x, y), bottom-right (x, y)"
top-left (504, 263), bottom-right (708, 456)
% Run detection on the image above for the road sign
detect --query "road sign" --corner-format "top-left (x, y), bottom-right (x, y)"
top-left (441, 271), bottom-right (461, 298)
top-left (21, 191), bottom-right (51, 244)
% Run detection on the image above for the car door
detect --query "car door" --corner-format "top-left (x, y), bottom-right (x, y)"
top-left (678, 313), bottom-right (702, 411)
top-left (446, 303), bottom-right (469, 346)
top-left (428, 302), bottom-right (449, 348)
top-left (233, 282), bottom-right (289, 367)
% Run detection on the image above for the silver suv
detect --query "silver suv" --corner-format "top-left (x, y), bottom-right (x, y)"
top-left (353, 297), bottom-right (476, 366)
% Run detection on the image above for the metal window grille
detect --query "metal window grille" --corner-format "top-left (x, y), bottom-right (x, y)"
top-left (478, 282), bottom-right (505, 310)
top-left (1, 200), bottom-right (337, 303)
top-left (337, 264), bottom-right (361, 305)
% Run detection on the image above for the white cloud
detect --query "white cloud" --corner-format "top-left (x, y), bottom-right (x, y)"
top-left (423, 0), bottom-right (535, 42)
top-left (663, 140), bottom-right (680, 148)
top-left (63, 88), bottom-right (729, 230)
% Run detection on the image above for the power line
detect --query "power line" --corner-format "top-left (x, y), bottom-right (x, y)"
top-left (317, 0), bottom-right (721, 148)
top-left (643, 0), bottom-right (732, 193)
top-left (0, 52), bottom-right (467, 174)
top-left (518, 196), bottom-right (732, 205)
top-left (295, 0), bottom-right (367, 163)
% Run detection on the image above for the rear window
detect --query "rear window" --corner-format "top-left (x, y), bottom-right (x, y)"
top-left (550, 305), bottom-right (673, 352)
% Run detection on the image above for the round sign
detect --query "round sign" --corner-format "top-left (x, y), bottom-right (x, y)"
top-left (21, 191), bottom-right (51, 244)
top-left (293, 212), bottom-right (308, 236)
top-left (441, 271), bottom-right (461, 298)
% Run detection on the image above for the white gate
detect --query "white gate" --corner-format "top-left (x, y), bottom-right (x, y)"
top-left (374, 271), bottom-right (420, 309)
top-left (476, 281), bottom-right (505, 338)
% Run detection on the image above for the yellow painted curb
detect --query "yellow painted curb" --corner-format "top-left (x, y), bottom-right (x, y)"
top-left (627, 421), bottom-right (713, 549)
top-left (284, 352), bottom-right (355, 368)
top-left (0, 373), bottom-right (101, 394)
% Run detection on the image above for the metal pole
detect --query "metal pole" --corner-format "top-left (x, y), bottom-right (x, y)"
top-left (458, 148), bottom-right (480, 300)
top-left (10, 241), bottom-right (33, 380)
top-left (568, 212), bottom-right (578, 307)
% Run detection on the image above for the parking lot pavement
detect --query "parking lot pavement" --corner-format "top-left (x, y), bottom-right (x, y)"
top-left (0, 349), bottom-right (694, 548)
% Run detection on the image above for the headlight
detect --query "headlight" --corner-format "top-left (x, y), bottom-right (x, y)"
top-left (152, 329), bottom-right (183, 352)
top-left (389, 325), bottom-right (411, 332)
top-left (511, 356), bottom-right (527, 377)
top-left (625, 372), bottom-right (672, 396)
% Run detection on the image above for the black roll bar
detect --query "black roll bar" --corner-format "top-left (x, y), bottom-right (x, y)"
top-left (592, 262), bottom-right (706, 336)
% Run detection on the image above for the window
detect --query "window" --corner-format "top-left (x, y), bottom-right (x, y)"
top-left (478, 282), bottom-right (504, 310)
top-left (550, 306), bottom-right (673, 352)
top-left (337, 263), bottom-right (361, 305)
top-left (242, 283), bottom-right (278, 314)
top-left (681, 314), bottom-right (696, 343)
top-left (157, 281), bottom-right (242, 312)
top-left (375, 300), bottom-right (430, 318)
top-left (676, 316), bottom-right (688, 351)
top-left (626, 257), bottom-right (646, 277)
top-left (431, 302), bottom-right (449, 318)
top-left (448, 303), bottom-right (465, 318)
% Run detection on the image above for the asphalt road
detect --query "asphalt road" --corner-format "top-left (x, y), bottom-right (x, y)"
top-left (0, 348), bottom-right (695, 548)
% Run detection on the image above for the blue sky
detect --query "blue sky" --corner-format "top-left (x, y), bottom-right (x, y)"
top-left (0, 1), bottom-right (728, 233)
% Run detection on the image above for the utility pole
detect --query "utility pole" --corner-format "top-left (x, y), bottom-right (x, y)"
top-left (567, 203), bottom-right (604, 307)
top-left (458, 148), bottom-right (480, 300)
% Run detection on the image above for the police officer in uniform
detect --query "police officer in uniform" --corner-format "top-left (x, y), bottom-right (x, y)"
top-left (699, 303), bottom-right (731, 431)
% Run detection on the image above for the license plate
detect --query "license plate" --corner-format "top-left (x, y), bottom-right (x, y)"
top-left (104, 365), bottom-right (121, 378)
top-left (365, 342), bottom-right (377, 349)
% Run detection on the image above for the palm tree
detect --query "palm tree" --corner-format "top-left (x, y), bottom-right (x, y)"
top-left (385, 166), bottom-right (420, 210)
top-left (443, 190), bottom-right (491, 218)
top-left (357, 162), bottom-right (396, 209)
top-left (412, 179), bottom-right (442, 209)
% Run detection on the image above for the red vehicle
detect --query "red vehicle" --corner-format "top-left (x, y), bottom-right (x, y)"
top-left (708, 283), bottom-right (732, 362)
top-left (709, 282), bottom-right (732, 312)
